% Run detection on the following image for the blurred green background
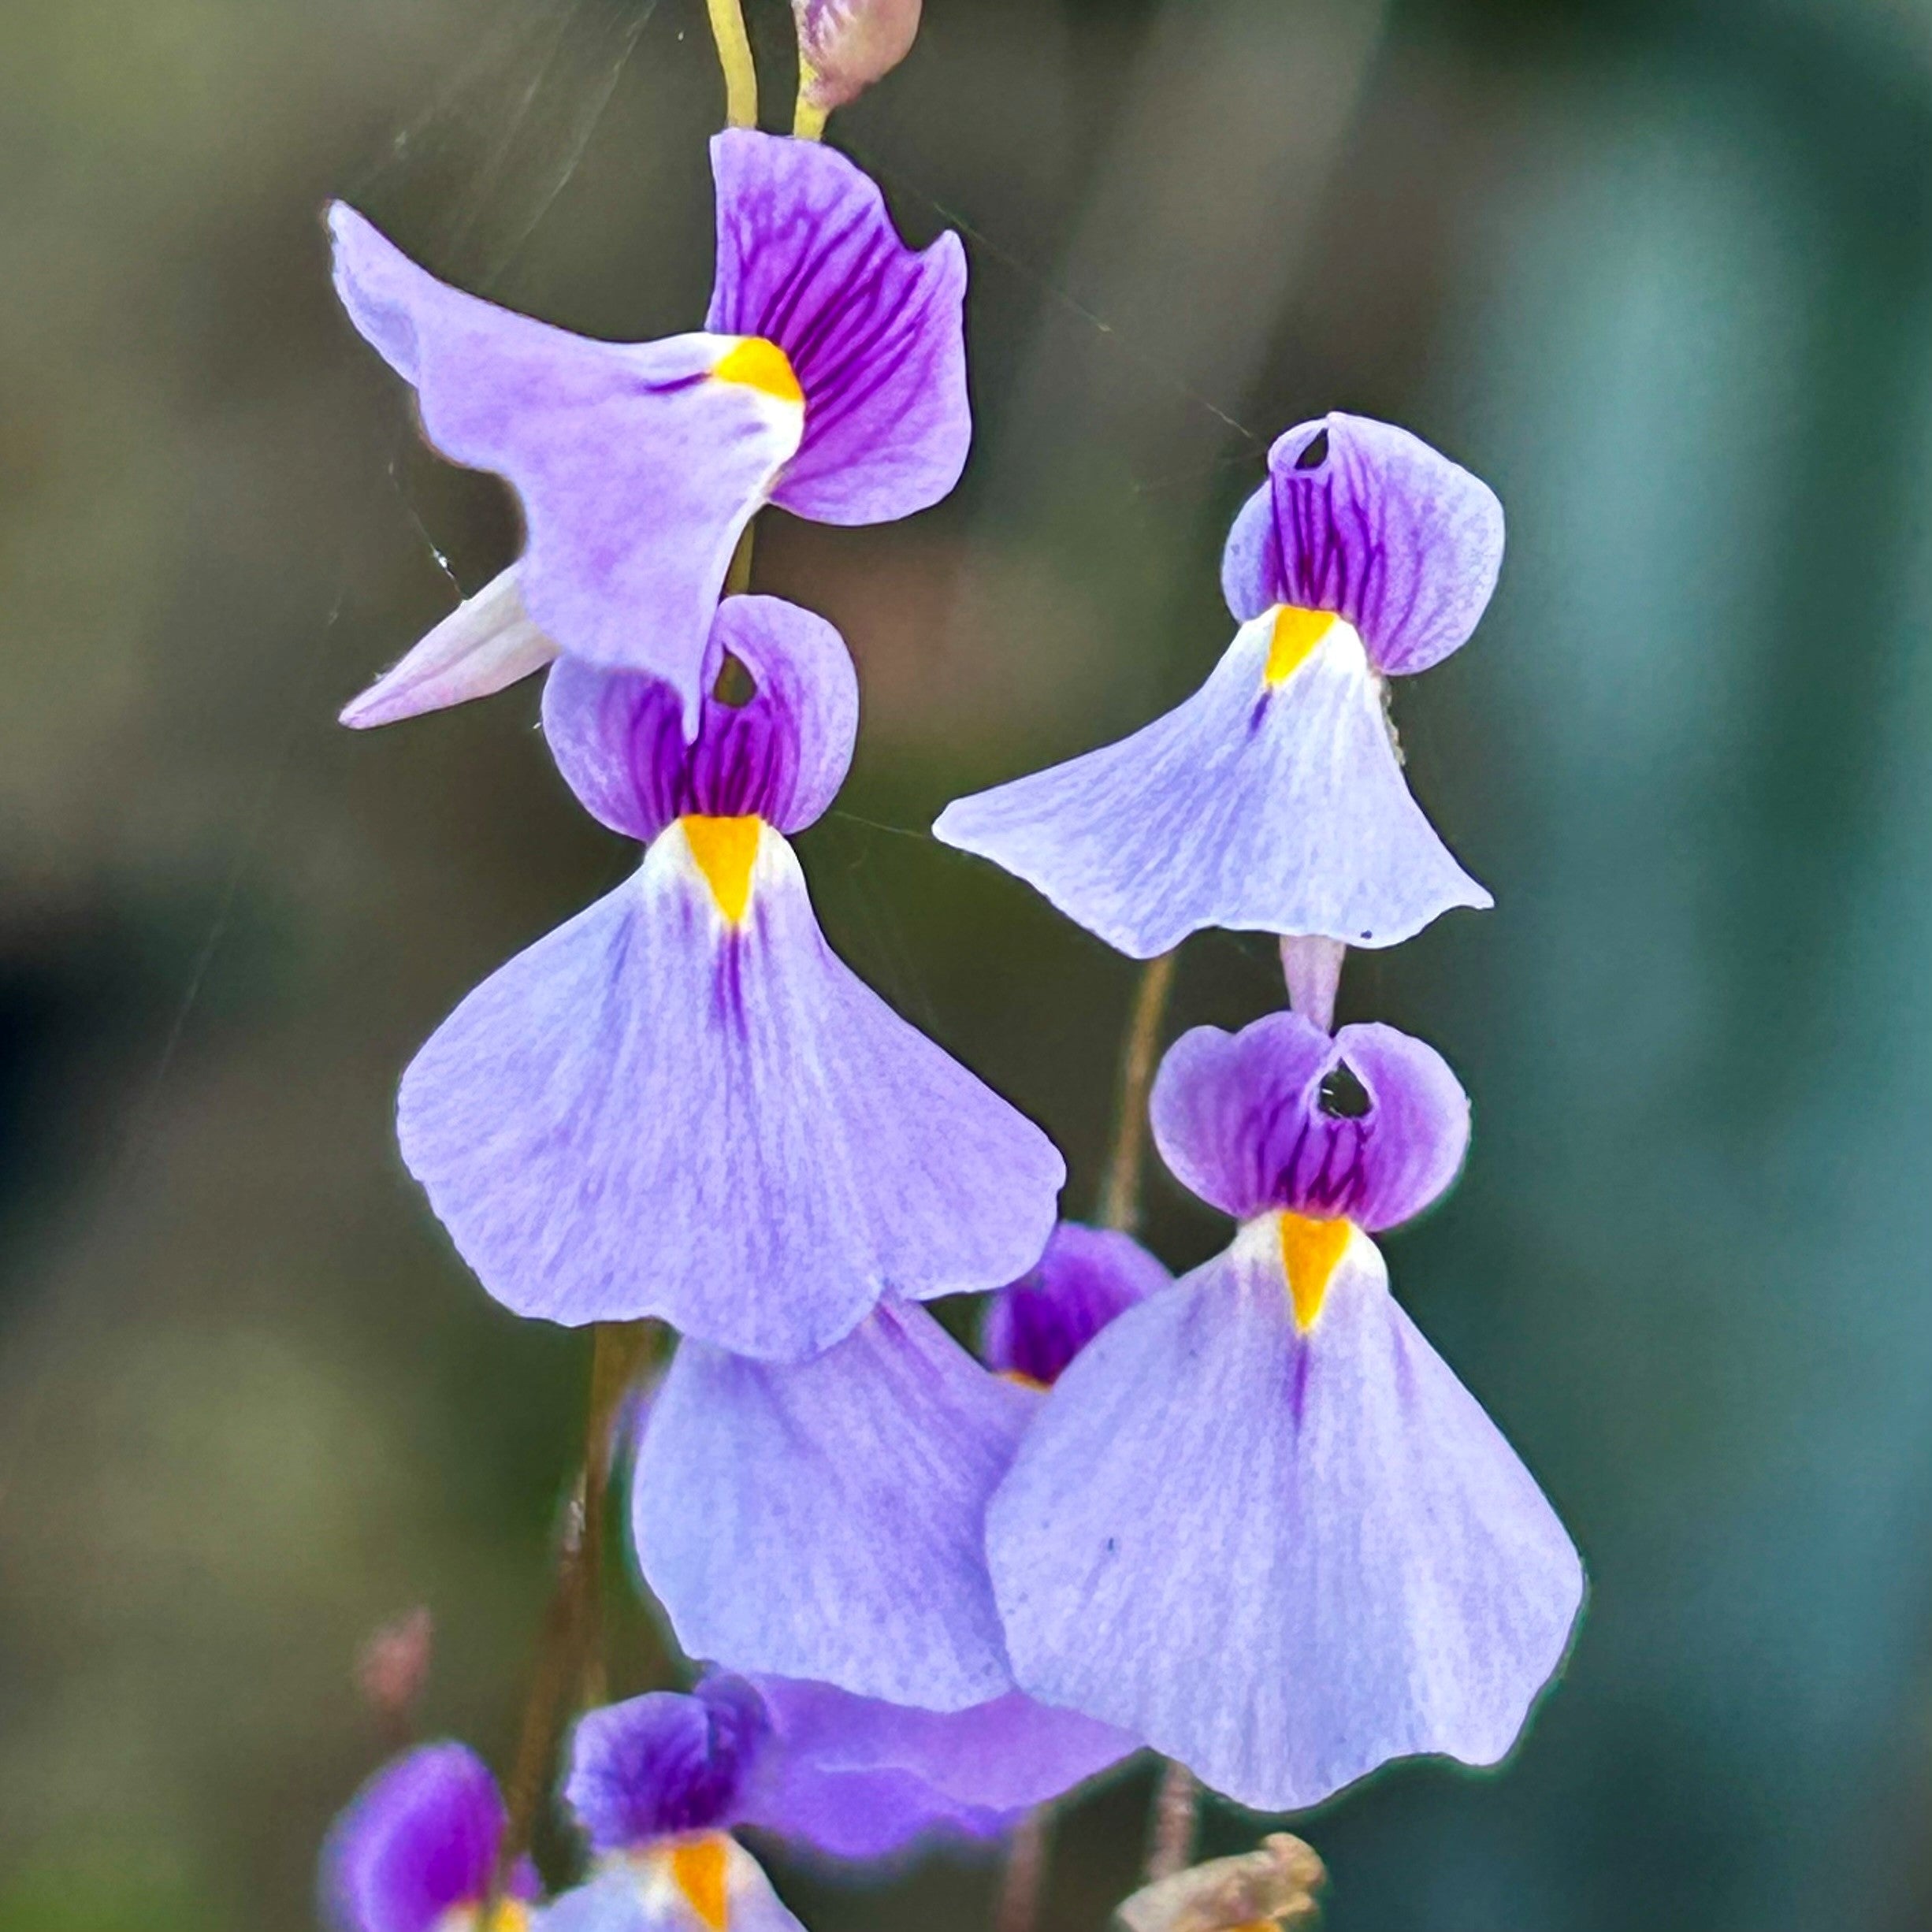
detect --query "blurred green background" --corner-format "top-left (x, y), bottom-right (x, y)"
top-left (6, 0), bottom-right (1932, 1926)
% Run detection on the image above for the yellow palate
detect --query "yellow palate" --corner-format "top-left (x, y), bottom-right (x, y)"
top-left (682, 815), bottom-right (762, 923)
top-left (1265, 604), bottom-right (1336, 684)
top-left (473, 1904), bottom-right (530, 1932)
top-left (671, 1835), bottom-right (732, 1932)
top-left (1279, 1211), bottom-right (1351, 1330)
top-left (999, 1369), bottom-right (1050, 1393)
top-left (711, 336), bottom-right (804, 407)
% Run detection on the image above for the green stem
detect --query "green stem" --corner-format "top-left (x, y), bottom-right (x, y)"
top-left (1098, 950), bottom-right (1179, 1231)
top-left (705, 0), bottom-right (760, 128)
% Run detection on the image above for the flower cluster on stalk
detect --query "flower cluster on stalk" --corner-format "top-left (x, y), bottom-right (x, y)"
top-left (318, 7), bottom-right (1583, 1928)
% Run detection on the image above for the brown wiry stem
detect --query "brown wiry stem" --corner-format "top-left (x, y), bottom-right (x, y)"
top-left (1099, 951), bottom-right (1179, 1232)
top-left (489, 1321), bottom-right (655, 1904)
top-left (990, 953), bottom-right (1184, 1932)
top-left (1144, 1758), bottom-right (1199, 1882)
top-left (994, 1808), bottom-right (1050, 1932)
top-left (1097, 953), bottom-right (1204, 1885)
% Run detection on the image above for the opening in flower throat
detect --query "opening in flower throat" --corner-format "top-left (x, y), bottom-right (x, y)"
top-left (1317, 1061), bottom-right (1372, 1119)
top-left (711, 652), bottom-right (757, 708)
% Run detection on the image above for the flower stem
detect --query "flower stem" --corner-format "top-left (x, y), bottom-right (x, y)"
top-left (1145, 1758), bottom-right (1199, 1882)
top-left (705, 0), bottom-right (760, 129)
top-left (793, 60), bottom-right (830, 139)
top-left (1098, 950), bottom-right (1179, 1232)
top-left (1096, 953), bottom-right (1202, 1883)
top-left (489, 1321), bottom-right (654, 1902)
top-left (994, 1808), bottom-right (1050, 1932)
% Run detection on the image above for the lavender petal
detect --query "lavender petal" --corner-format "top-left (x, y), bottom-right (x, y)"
top-left (398, 831), bottom-right (1063, 1360)
top-left (707, 132), bottom-right (968, 526)
top-left (633, 1302), bottom-right (1033, 1711)
top-left (986, 1229), bottom-right (1584, 1812)
top-left (934, 612), bottom-right (1489, 956)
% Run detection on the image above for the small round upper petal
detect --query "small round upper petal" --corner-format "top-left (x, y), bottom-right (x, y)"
top-left (563, 1682), bottom-right (771, 1856)
top-left (541, 596), bottom-right (858, 842)
top-left (1150, 1011), bottom-right (1470, 1230)
top-left (1221, 412), bottom-right (1504, 677)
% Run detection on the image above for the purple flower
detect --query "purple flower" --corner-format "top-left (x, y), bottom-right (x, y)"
top-left (557, 1673), bottom-right (1128, 1888)
top-left (934, 414), bottom-right (1500, 955)
top-left (397, 596), bottom-right (1062, 1361)
top-left (320, 1743), bottom-right (538, 1932)
top-left (548, 1682), bottom-right (800, 1932)
top-left (986, 1011), bottom-right (1583, 1812)
top-left (332, 131), bottom-right (967, 731)
top-left (632, 1299), bottom-right (1035, 1707)
top-left (981, 1222), bottom-right (1170, 1388)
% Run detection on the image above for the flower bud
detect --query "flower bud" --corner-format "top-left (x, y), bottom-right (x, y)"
top-left (793, 0), bottom-right (922, 111)
top-left (1113, 1834), bottom-right (1327, 1932)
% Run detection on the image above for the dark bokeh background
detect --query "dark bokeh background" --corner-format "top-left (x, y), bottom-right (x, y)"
top-left (7, 0), bottom-right (1932, 1926)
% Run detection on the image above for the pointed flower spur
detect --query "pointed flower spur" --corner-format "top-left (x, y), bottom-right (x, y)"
top-left (332, 131), bottom-right (968, 731)
top-left (936, 414), bottom-right (1500, 953)
top-left (397, 594), bottom-right (1063, 1362)
top-left (986, 1010), bottom-right (1583, 1811)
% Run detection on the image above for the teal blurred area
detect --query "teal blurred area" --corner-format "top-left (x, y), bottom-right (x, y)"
top-left (6, 0), bottom-right (1932, 1925)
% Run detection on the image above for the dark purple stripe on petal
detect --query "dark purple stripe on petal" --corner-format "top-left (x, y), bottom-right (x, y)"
top-left (707, 132), bottom-right (969, 527)
top-left (1150, 1011), bottom-right (1470, 1231)
top-left (1219, 413), bottom-right (1503, 678)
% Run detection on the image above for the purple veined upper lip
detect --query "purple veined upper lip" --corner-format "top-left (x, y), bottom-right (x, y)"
top-left (540, 595), bottom-right (859, 844)
top-left (1221, 411), bottom-right (1506, 679)
top-left (328, 129), bottom-right (969, 730)
top-left (1150, 1009), bottom-right (1472, 1231)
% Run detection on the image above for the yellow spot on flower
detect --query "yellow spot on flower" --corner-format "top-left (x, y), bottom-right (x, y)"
top-left (466, 1905), bottom-right (529, 1932)
top-left (1264, 605), bottom-right (1336, 685)
top-left (682, 815), bottom-right (762, 923)
top-left (1278, 1212), bottom-right (1351, 1330)
top-left (712, 337), bottom-right (804, 407)
top-left (1000, 1369), bottom-right (1049, 1392)
top-left (671, 1835), bottom-right (732, 1932)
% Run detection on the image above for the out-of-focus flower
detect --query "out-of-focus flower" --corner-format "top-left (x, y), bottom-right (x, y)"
top-left (1113, 1834), bottom-right (1325, 1932)
top-left (793, 0), bottom-right (923, 112)
top-left (543, 1674), bottom-right (1126, 1925)
top-left (321, 1743), bottom-right (538, 1932)
top-left (330, 131), bottom-right (967, 731)
top-left (934, 414), bottom-right (1500, 955)
top-left (981, 1221), bottom-right (1170, 1389)
top-left (397, 595), bottom-right (1062, 1361)
top-left (355, 1605), bottom-right (435, 1739)
top-left (544, 1682), bottom-right (800, 1932)
top-left (987, 1010), bottom-right (1583, 1811)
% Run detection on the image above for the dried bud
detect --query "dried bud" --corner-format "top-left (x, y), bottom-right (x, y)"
top-left (355, 1606), bottom-right (434, 1737)
top-left (1114, 1834), bottom-right (1328, 1932)
top-left (793, 0), bottom-right (922, 111)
